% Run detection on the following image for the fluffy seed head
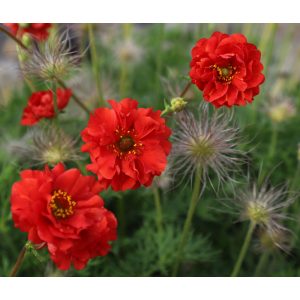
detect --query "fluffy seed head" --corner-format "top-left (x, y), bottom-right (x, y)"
top-left (8, 125), bottom-right (80, 166)
top-left (266, 96), bottom-right (296, 124)
top-left (114, 38), bottom-right (144, 65)
top-left (233, 179), bottom-right (293, 232)
top-left (256, 227), bottom-right (292, 254)
top-left (21, 29), bottom-right (83, 83)
top-left (170, 103), bottom-right (244, 187)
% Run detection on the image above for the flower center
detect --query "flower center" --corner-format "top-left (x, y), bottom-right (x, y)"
top-left (50, 189), bottom-right (76, 219)
top-left (213, 64), bottom-right (236, 83)
top-left (190, 137), bottom-right (215, 160)
top-left (117, 136), bottom-right (135, 152)
top-left (109, 128), bottom-right (143, 158)
top-left (246, 202), bottom-right (269, 225)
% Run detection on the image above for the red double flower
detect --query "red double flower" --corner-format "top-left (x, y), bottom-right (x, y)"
top-left (21, 88), bottom-right (72, 126)
top-left (5, 23), bottom-right (52, 41)
top-left (10, 163), bottom-right (117, 270)
top-left (81, 98), bottom-right (172, 191)
top-left (189, 31), bottom-right (265, 107)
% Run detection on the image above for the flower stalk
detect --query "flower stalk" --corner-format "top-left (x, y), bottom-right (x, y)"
top-left (180, 81), bottom-right (192, 98)
top-left (231, 221), bottom-right (256, 277)
top-left (55, 76), bottom-right (91, 115)
top-left (172, 166), bottom-right (202, 276)
top-left (254, 251), bottom-right (269, 276)
top-left (0, 25), bottom-right (28, 50)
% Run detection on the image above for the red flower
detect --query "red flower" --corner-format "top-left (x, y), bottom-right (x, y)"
top-left (5, 23), bottom-right (52, 41)
top-left (21, 88), bottom-right (72, 126)
top-left (10, 163), bottom-right (117, 270)
top-left (189, 31), bottom-right (265, 108)
top-left (81, 98), bottom-right (172, 191)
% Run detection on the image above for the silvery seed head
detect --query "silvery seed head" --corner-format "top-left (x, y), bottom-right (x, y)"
top-left (7, 125), bottom-right (80, 166)
top-left (265, 96), bottom-right (296, 124)
top-left (170, 102), bottom-right (245, 188)
top-left (232, 178), bottom-right (294, 233)
top-left (114, 38), bottom-right (144, 65)
top-left (255, 226), bottom-right (292, 254)
top-left (21, 29), bottom-right (84, 83)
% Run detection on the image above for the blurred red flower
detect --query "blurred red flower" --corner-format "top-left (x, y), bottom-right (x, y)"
top-left (4, 23), bottom-right (52, 41)
top-left (10, 163), bottom-right (117, 270)
top-left (81, 98), bottom-right (172, 191)
top-left (189, 31), bottom-right (265, 108)
top-left (21, 88), bottom-right (72, 126)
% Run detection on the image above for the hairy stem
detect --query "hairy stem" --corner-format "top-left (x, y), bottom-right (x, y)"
top-left (231, 221), bottom-right (256, 277)
top-left (172, 167), bottom-right (202, 276)
top-left (55, 77), bottom-right (91, 115)
top-left (0, 25), bottom-right (28, 50)
top-left (9, 245), bottom-right (27, 277)
top-left (180, 81), bottom-right (192, 98)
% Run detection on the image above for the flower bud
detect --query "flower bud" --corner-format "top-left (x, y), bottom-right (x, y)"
top-left (170, 97), bottom-right (188, 113)
top-left (21, 33), bottom-right (32, 48)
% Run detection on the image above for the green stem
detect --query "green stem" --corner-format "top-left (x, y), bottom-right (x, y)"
top-left (153, 187), bottom-right (163, 235)
top-left (119, 24), bottom-right (133, 98)
top-left (252, 24), bottom-right (277, 122)
top-left (231, 221), bottom-right (256, 277)
top-left (9, 245), bottom-right (27, 276)
top-left (172, 167), bottom-right (202, 276)
top-left (88, 24), bottom-right (104, 107)
top-left (254, 251), bottom-right (269, 276)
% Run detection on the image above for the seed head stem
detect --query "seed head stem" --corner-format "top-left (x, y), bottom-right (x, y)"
top-left (55, 76), bottom-right (91, 115)
top-left (180, 81), bottom-right (192, 98)
top-left (231, 221), bottom-right (256, 277)
top-left (172, 166), bottom-right (202, 276)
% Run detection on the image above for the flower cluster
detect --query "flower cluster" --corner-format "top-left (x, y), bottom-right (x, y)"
top-left (10, 163), bottom-right (117, 270)
top-left (7, 27), bottom-right (269, 275)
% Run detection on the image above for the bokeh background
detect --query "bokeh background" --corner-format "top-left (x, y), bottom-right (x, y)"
top-left (1, 23), bottom-right (300, 276)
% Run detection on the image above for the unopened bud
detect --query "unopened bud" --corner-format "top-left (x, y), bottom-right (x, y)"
top-left (170, 97), bottom-right (188, 113)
